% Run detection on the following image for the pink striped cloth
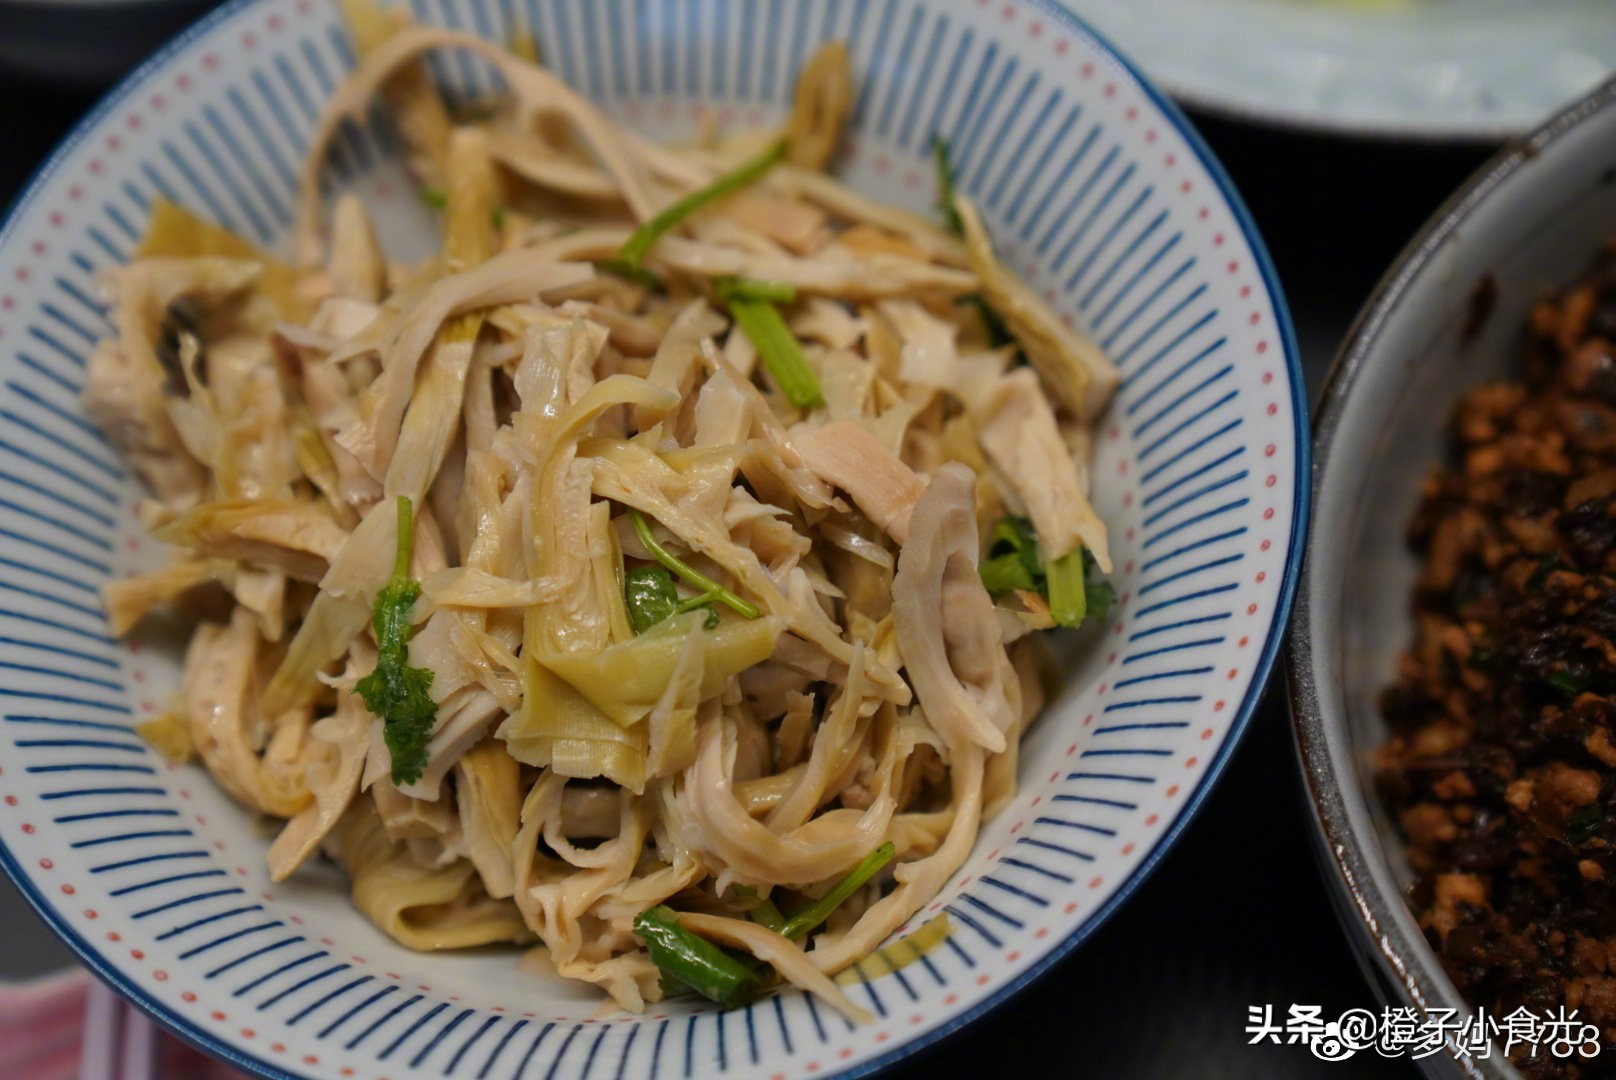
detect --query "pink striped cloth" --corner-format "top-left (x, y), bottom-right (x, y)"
top-left (0, 969), bottom-right (248, 1080)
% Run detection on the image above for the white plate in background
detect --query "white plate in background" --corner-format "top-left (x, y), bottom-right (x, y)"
top-left (1068, 0), bottom-right (1616, 140)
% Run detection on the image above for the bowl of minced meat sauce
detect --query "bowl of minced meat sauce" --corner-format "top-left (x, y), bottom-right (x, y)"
top-left (1291, 76), bottom-right (1616, 1080)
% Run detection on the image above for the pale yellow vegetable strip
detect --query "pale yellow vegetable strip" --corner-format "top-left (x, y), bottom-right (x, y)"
top-left (152, 498), bottom-right (349, 584)
top-left (337, 240), bottom-right (596, 482)
top-left (769, 166), bottom-right (968, 267)
top-left (134, 198), bottom-right (305, 318)
top-left (543, 613), bottom-right (786, 728)
top-left (783, 42), bottom-right (852, 170)
top-left (328, 194), bottom-right (387, 302)
top-left (262, 498), bottom-right (397, 715)
top-left (453, 739), bottom-right (522, 899)
top-left (649, 235), bottom-right (976, 299)
top-left (294, 25), bottom-right (658, 263)
top-left (977, 366), bottom-right (1112, 572)
top-left (508, 19), bottom-right (538, 63)
top-left (104, 558), bottom-right (220, 637)
top-left (503, 328), bottom-right (677, 790)
top-left (765, 648), bottom-right (867, 832)
top-left (485, 129), bottom-right (623, 202)
top-left (954, 194), bottom-right (1119, 422)
top-left (808, 745), bottom-right (985, 975)
top-left (385, 127), bottom-right (496, 502)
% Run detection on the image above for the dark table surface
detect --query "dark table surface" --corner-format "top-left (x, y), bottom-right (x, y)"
top-left (0, 59), bottom-right (1502, 1080)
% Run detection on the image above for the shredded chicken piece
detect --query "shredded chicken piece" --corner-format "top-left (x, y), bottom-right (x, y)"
top-left (978, 367), bottom-right (1113, 571)
top-left (892, 464), bottom-right (1019, 753)
top-left (268, 683), bottom-right (370, 881)
top-left (792, 419), bottom-right (926, 543)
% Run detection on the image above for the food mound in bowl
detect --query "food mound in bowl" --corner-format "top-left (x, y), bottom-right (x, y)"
top-left (85, 0), bottom-right (1120, 1025)
top-left (1378, 248), bottom-right (1616, 1075)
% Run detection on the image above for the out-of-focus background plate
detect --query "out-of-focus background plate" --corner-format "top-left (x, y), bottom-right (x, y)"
top-left (1066, 0), bottom-right (1616, 140)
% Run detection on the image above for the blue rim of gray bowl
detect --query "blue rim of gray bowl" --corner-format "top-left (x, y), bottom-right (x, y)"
top-left (0, 1), bottom-right (1309, 1076)
top-left (1287, 70), bottom-right (1616, 1080)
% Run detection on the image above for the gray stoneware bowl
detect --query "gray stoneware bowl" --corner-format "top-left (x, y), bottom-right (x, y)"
top-left (1289, 76), bottom-right (1616, 1079)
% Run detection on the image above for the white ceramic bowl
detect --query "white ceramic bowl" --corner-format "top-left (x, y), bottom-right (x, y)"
top-left (0, 2), bottom-right (1306, 1077)
top-left (1290, 74), bottom-right (1616, 1080)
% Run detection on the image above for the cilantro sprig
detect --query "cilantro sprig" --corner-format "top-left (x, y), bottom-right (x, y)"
top-left (979, 516), bottom-right (1113, 629)
top-left (628, 509), bottom-right (759, 621)
top-left (355, 496), bottom-right (437, 786)
top-left (623, 565), bottom-right (721, 634)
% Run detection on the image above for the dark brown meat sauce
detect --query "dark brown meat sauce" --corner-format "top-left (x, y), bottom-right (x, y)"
top-left (1379, 251), bottom-right (1616, 1077)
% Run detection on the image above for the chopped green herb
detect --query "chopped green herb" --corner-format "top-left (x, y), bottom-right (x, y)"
top-left (633, 905), bottom-right (759, 1008)
top-left (715, 277), bottom-right (823, 409)
top-left (1547, 669), bottom-right (1590, 697)
top-left (977, 551), bottom-right (1038, 594)
top-left (593, 258), bottom-right (666, 292)
top-left (778, 842), bottom-right (896, 941)
top-left (746, 892), bottom-right (791, 931)
top-left (1085, 575), bottom-right (1117, 621)
top-left (624, 565), bottom-right (680, 635)
top-left (1044, 549), bottom-right (1089, 628)
top-left (354, 496), bottom-right (438, 786)
top-left (615, 140), bottom-right (786, 271)
top-left (931, 135), bottom-right (963, 238)
top-left (714, 276), bottom-right (798, 304)
top-left (1569, 804), bottom-right (1605, 846)
top-left (629, 509), bottom-right (760, 620)
top-left (978, 516), bottom-right (1109, 629)
top-left (979, 516), bottom-right (1043, 595)
top-left (731, 297), bottom-right (821, 408)
top-left (623, 565), bottom-right (720, 634)
top-left (989, 517), bottom-right (1041, 565)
